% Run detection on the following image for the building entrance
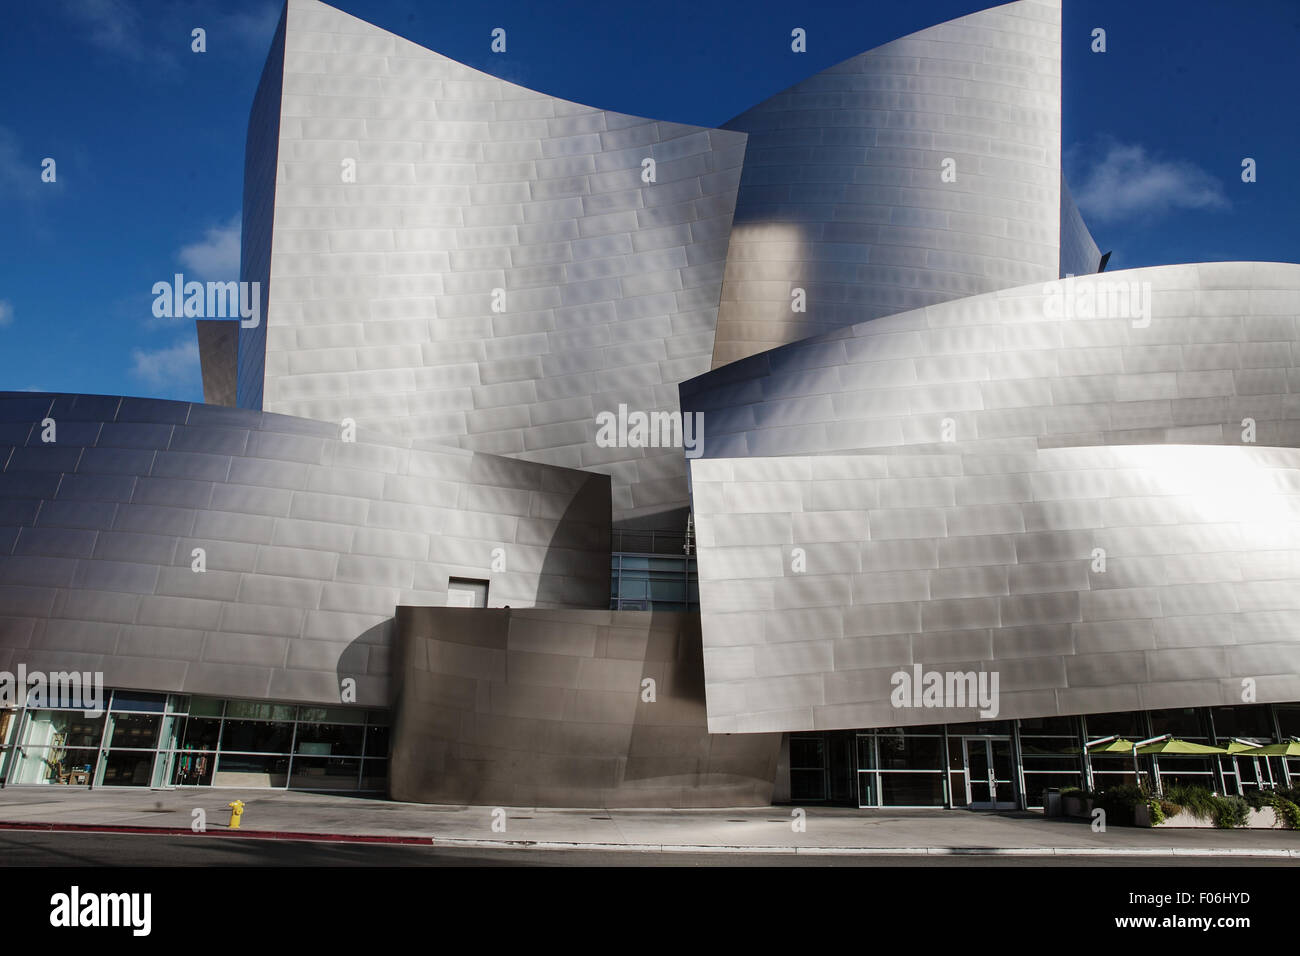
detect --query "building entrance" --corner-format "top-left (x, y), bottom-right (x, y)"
top-left (962, 737), bottom-right (1016, 809)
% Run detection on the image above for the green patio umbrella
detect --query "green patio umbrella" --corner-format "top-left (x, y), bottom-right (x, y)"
top-left (1223, 740), bottom-right (1263, 754)
top-left (1251, 740), bottom-right (1300, 756)
top-left (1135, 738), bottom-right (1228, 756)
top-left (1086, 738), bottom-right (1138, 753)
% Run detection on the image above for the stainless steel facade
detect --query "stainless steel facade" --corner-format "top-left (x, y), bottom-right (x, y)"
top-left (227, 0), bottom-right (747, 525)
top-left (6, 0), bottom-right (1298, 806)
top-left (714, 0), bottom-right (1068, 368)
top-left (0, 393), bottom-right (610, 709)
top-left (683, 263), bottom-right (1300, 733)
top-left (390, 607), bottom-right (780, 807)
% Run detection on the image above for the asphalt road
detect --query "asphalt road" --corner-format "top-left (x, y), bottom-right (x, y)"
top-left (0, 830), bottom-right (1291, 866)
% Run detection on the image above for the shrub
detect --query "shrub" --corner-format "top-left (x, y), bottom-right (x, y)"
top-left (1094, 783), bottom-right (1152, 827)
top-left (1163, 784), bottom-right (1218, 821)
top-left (1244, 789), bottom-right (1300, 829)
top-left (1212, 795), bottom-right (1250, 829)
top-left (1272, 796), bottom-right (1300, 830)
top-left (1242, 789), bottom-right (1271, 810)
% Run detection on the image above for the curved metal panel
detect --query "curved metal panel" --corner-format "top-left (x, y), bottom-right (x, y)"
top-left (390, 607), bottom-right (781, 807)
top-left (713, 0), bottom-right (1064, 367)
top-left (247, 0), bottom-right (747, 523)
top-left (683, 260), bottom-right (1300, 733)
top-left (1060, 171), bottom-right (1102, 277)
top-left (691, 445), bottom-right (1300, 733)
top-left (683, 262), bottom-right (1300, 458)
top-left (0, 392), bottom-right (609, 709)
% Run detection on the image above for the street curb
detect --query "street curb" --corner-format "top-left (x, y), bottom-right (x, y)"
top-left (0, 821), bottom-right (433, 846)
top-left (1, 821), bottom-right (1297, 857)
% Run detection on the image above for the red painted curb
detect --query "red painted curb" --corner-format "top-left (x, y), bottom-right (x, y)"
top-left (0, 820), bottom-right (434, 845)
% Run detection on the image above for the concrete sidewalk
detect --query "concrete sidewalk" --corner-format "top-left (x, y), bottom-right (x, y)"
top-left (1, 788), bottom-right (1298, 857)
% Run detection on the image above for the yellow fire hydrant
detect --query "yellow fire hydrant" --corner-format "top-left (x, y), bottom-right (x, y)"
top-left (227, 800), bottom-right (245, 830)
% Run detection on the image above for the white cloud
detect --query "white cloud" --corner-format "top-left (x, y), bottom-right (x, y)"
top-left (0, 301), bottom-right (12, 328)
top-left (64, 0), bottom-right (148, 61)
top-left (130, 339), bottom-right (200, 391)
top-left (221, 3), bottom-right (282, 50)
top-left (178, 216), bottom-right (241, 279)
top-left (0, 127), bottom-right (38, 201)
top-left (1070, 140), bottom-right (1229, 224)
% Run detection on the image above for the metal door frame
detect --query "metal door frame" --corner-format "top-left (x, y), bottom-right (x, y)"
top-left (962, 735), bottom-right (1017, 810)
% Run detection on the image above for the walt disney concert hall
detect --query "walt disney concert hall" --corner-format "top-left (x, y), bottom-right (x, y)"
top-left (1, 0), bottom-right (1298, 810)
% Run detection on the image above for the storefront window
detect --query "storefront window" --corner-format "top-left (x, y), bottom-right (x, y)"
top-left (294, 723), bottom-right (363, 756)
top-left (109, 713), bottom-right (161, 750)
top-left (1211, 705), bottom-right (1274, 740)
top-left (6, 692), bottom-right (388, 791)
top-left (220, 720), bottom-right (294, 754)
top-left (10, 710), bottom-right (106, 785)
top-left (289, 757), bottom-right (361, 790)
top-left (100, 750), bottom-right (155, 786)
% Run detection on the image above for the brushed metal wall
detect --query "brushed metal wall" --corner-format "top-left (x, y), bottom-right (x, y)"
top-left (0, 393), bottom-right (610, 709)
top-left (390, 607), bottom-right (781, 807)
top-left (241, 0), bottom-right (747, 524)
top-left (683, 262), bottom-right (1300, 733)
top-left (682, 263), bottom-right (1300, 458)
top-left (1060, 171), bottom-right (1102, 277)
top-left (713, 0), bottom-right (1064, 368)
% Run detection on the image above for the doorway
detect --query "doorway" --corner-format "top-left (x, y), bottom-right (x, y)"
top-left (963, 736), bottom-right (1016, 809)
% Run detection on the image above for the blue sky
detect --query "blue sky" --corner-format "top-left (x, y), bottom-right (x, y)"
top-left (1, 0), bottom-right (1297, 401)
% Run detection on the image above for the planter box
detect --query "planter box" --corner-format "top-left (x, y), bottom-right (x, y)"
top-left (1062, 796), bottom-right (1095, 818)
top-left (1133, 805), bottom-right (1286, 829)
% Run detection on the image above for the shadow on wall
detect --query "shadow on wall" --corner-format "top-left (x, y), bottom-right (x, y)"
top-left (335, 618), bottom-right (392, 712)
top-left (537, 470), bottom-right (613, 610)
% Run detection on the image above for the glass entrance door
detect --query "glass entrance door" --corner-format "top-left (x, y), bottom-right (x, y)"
top-left (963, 737), bottom-right (1016, 809)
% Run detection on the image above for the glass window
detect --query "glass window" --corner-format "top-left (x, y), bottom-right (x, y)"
top-left (879, 772), bottom-right (945, 807)
top-left (100, 750), bottom-right (155, 787)
top-left (219, 720), bottom-right (294, 753)
top-left (360, 760), bottom-right (388, 791)
top-left (1022, 772), bottom-right (1082, 808)
top-left (225, 700), bottom-right (295, 721)
top-left (297, 706), bottom-right (365, 724)
top-left (11, 707), bottom-right (105, 785)
top-left (294, 723), bottom-right (363, 756)
top-left (1212, 705), bottom-right (1274, 739)
top-left (289, 757), bottom-right (361, 790)
top-left (1148, 707), bottom-right (1207, 738)
top-left (1018, 715), bottom-right (1079, 736)
top-left (447, 577), bottom-right (488, 608)
top-left (21, 710), bottom-right (106, 749)
top-left (856, 735), bottom-right (875, 771)
top-left (180, 718), bottom-right (221, 750)
top-left (10, 746), bottom-right (99, 785)
top-left (108, 713), bottom-right (160, 750)
top-left (790, 736), bottom-right (825, 769)
top-left (1021, 736), bottom-right (1079, 757)
top-left (946, 720), bottom-right (1012, 735)
top-left (1085, 711), bottom-right (1143, 739)
top-left (790, 769), bottom-right (826, 801)
top-left (188, 697), bottom-right (225, 718)
top-left (214, 753), bottom-right (289, 786)
top-left (172, 751), bottom-right (215, 786)
top-left (364, 725), bottom-right (390, 758)
top-left (1275, 705), bottom-right (1300, 738)
top-left (110, 691), bottom-right (167, 713)
top-left (876, 733), bottom-right (943, 770)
